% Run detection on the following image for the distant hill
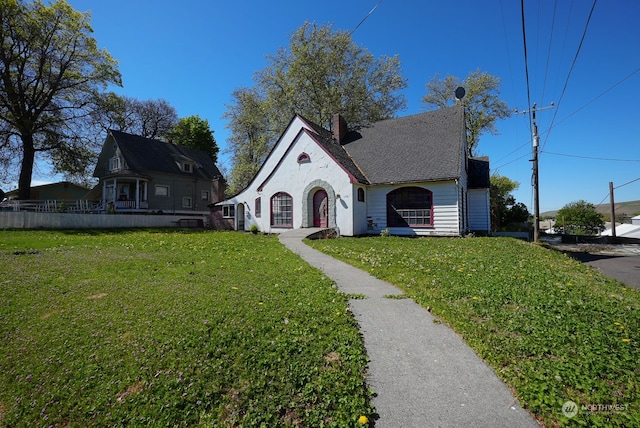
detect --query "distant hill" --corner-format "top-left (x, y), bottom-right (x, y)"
top-left (542, 200), bottom-right (640, 220)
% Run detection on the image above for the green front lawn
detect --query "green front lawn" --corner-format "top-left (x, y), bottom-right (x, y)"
top-left (0, 230), bottom-right (372, 427)
top-left (306, 236), bottom-right (639, 427)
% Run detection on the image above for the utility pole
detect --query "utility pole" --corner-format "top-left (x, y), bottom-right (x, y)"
top-left (609, 181), bottom-right (616, 237)
top-left (515, 102), bottom-right (554, 242)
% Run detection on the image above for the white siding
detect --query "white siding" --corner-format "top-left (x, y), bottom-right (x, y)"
top-left (468, 188), bottom-right (491, 233)
top-left (221, 117), bottom-right (356, 235)
top-left (365, 181), bottom-right (462, 236)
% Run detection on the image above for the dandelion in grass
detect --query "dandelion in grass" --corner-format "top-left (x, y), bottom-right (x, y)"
top-left (622, 338), bottom-right (631, 343)
top-left (358, 415), bottom-right (368, 424)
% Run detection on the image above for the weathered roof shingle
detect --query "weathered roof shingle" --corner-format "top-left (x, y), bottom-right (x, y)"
top-left (98, 130), bottom-right (222, 180)
top-left (340, 106), bottom-right (466, 184)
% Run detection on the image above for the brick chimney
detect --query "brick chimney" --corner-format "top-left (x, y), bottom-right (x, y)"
top-left (332, 114), bottom-right (348, 143)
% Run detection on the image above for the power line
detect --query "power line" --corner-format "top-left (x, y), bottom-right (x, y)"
top-left (493, 66), bottom-right (639, 171)
top-left (492, 152), bottom-right (530, 171)
top-left (540, 0), bottom-right (598, 152)
top-left (541, 0), bottom-right (558, 104)
top-left (540, 66), bottom-right (640, 133)
top-left (544, 151), bottom-right (640, 162)
top-left (350, 0), bottom-right (384, 36)
top-left (499, 0), bottom-right (517, 100)
top-left (595, 192), bottom-right (610, 207)
top-left (520, 0), bottom-right (533, 134)
top-left (615, 177), bottom-right (640, 189)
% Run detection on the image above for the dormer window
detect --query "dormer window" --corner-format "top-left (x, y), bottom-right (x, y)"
top-left (183, 162), bottom-right (192, 173)
top-left (109, 156), bottom-right (121, 172)
top-left (297, 152), bottom-right (310, 163)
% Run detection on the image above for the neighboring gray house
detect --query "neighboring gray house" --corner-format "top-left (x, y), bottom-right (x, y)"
top-left (217, 106), bottom-right (491, 236)
top-left (93, 130), bottom-right (225, 214)
top-left (4, 181), bottom-right (89, 201)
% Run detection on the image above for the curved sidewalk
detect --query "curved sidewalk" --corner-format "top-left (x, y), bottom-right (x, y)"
top-left (279, 229), bottom-right (539, 428)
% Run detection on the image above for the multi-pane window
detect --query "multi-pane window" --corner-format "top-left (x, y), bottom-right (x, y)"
top-left (182, 197), bottom-right (192, 208)
top-left (222, 204), bottom-right (235, 218)
top-left (155, 185), bottom-right (170, 197)
top-left (255, 197), bottom-right (261, 218)
top-left (271, 192), bottom-right (292, 227)
top-left (386, 187), bottom-right (433, 227)
top-left (109, 156), bottom-right (121, 172)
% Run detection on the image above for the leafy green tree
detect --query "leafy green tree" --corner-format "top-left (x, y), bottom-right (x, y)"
top-left (167, 115), bottom-right (219, 163)
top-left (555, 200), bottom-right (604, 235)
top-left (422, 70), bottom-right (511, 156)
top-left (490, 174), bottom-right (530, 230)
top-left (223, 88), bottom-right (273, 195)
top-left (224, 21), bottom-right (408, 192)
top-left (0, 0), bottom-right (121, 199)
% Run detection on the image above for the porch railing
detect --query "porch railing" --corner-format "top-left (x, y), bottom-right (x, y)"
top-left (0, 199), bottom-right (153, 213)
top-left (0, 199), bottom-right (102, 213)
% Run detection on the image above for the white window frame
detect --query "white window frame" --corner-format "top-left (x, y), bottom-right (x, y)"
top-left (109, 156), bottom-right (121, 172)
top-left (182, 197), bottom-right (192, 208)
top-left (155, 185), bottom-right (170, 197)
top-left (222, 204), bottom-right (235, 218)
top-left (201, 190), bottom-right (210, 201)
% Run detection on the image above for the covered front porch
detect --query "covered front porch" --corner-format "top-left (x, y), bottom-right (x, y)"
top-left (102, 177), bottom-right (149, 213)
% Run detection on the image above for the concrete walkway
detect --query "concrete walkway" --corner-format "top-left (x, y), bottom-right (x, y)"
top-left (279, 229), bottom-right (539, 428)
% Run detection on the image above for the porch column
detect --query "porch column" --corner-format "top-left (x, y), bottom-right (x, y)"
top-left (135, 178), bottom-right (140, 210)
top-left (102, 180), bottom-right (107, 207)
top-left (113, 178), bottom-right (117, 204)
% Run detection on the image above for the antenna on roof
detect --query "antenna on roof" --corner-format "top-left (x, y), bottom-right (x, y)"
top-left (454, 86), bottom-right (466, 101)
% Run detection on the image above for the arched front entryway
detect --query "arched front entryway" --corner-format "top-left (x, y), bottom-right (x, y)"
top-left (313, 189), bottom-right (328, 227)
top-left (301, 180), bottom-right (337, 229)
top-left (237, 202), bottom-right (245, 230)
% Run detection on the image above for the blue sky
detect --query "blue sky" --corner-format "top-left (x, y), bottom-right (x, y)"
top-left (30, 0), bottom-right (640, 212)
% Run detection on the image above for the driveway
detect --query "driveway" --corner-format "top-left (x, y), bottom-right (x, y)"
top-left (555, 244), bottom-right (640, 290)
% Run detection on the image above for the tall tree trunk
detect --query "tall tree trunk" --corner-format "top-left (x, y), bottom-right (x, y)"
top-left (18, 133), bottom-right (35, 200)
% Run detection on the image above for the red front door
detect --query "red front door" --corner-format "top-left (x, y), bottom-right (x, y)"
top-left (313, 189), bottom-right (328, 227)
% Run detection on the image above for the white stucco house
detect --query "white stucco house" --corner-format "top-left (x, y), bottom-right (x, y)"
top-left (216, 106), bottom-right (491, 236)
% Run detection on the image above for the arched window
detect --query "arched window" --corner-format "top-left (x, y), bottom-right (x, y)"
top-left (255, 197), bottom-right (261, 218)
top-left (271, 192), bottom-right (293, 228)
top-left (297, 152), bottom-right (310, 163)
top-left (386, 187), bottom-right (433, 227)
top-left (357, 188), bottom-right (365, 202)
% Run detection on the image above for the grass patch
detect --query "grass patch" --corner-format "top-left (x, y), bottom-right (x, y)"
top-left (307, 236), bottom-right (639, 427)
top-left (0, 230), bottom-right (372, 427)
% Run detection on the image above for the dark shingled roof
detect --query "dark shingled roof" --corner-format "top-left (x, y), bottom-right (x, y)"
top-left (340, 106), bottom-right (466, 184)
top-left (100, 130), bottom-right (222, 180)
top-left (298, 116), bottom-right (369, 184)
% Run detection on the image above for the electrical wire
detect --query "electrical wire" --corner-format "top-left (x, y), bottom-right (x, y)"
top-left (491, 152), bottom-right (531, 172)
top-left (593, 178), bottom-right (640, 210)
top-left (350, 0), bottom-right (384, 36)
top-left (499, 0), bottom-right (517, 101)
top-left (595, 192), bottom-right (610, 207)
top-left (520, 0), bottom-right (533, 134)
top-left (615, 177), bottom-right (640, 189)
top-left (540, 0), bottom-right (598, 152)
top-left (541, 0), bottom-right (558, 104)
top-left (540, 66), bottom-right (640, 133)
top-left (544, 152), bottom-right (640, 162)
